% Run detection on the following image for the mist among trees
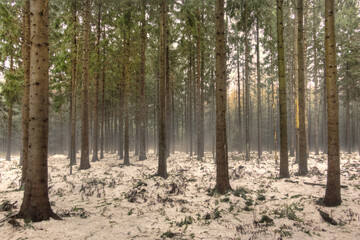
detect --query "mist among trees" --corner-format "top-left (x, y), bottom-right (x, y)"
top-left (0, 0), bottom-right (359, 239)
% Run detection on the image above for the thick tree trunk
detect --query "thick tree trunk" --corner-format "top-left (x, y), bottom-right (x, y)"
top-left (80, 0), bottom-right (91, 170)
top-left (17, 0), bottom-right (58, 221)
top-left (324, 0), bottom-right (341, 207)
top-left (215, 0), bottom-right (231, 194)
top-left (277, 0), bottom-right (289, 178)
top-left (158, 0), bottom-right (167, 178)
top-left (297, 0), bottom-right (307, 175)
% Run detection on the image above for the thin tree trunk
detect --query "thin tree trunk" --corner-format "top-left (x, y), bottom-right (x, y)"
top-left (158, 0), bottom-right (167, 178)
top-left (20, 0), bottom-right (30, 186)
top-left (277, 0), bottom-right (289, 178)
top-left (256, 12), bottom-right (262, 159)
top-left (313, 17), bottom-right (319, 155)
top-left (6, 103), bottom-right (13, 161)
top-left (80, 0), bottom-right (91, 170)
top-left (297, 0), bottom-right (307, 175)
top-left (139, 0), bottom-right (147, 161)
top-left (92, 3), bottom-right (101, 162)
top-left (244, 1), bottom-right (250, 161)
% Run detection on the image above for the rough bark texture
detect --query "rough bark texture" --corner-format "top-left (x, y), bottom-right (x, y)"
top-left (139, 0), bottom-right (147, 161)
top-left (92, 3), bottom-right (101, 162)
top-left (324, 0), bottom-right (341, 207)
top-left (17, 0), bottom-right (59, 221)
top-left (277, 0), bottom-right (289, 178)
top-left (215, 0), bottom-right (231, 194)
top-left (20, 0), bottom-right (30, 186)
top-left (297, 0), bottom-right (308, 175)
top-left (80, 0), bottom-right (91, 170)
top-left (158, 0), bottom-right (167, 178)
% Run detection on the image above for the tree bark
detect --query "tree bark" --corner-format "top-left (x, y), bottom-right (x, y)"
top-left (80, 0), bottom-right (91, 170)
top-left (92, 3), bottom-right (101, 162)
top-left (256, 12), bottom-right (262, 159)
top-left (215, 0), bottom-right (231, 194)
top-left (17, 0), bottom-right (59, 221)
top-left (324, 0), bottom-right (341, 207)
top-left (244, 1), bottom-right (250, 161)
top-left (158, 0), bottom-right (167, 178)
top-left (139, 0), bottom-right (147, 161)
top-left (277, 0), bottom-right (289, 178)
top-left (20, 0), bottom-right (30, 186)
top-left (297, 0), bottom-right (307, 175)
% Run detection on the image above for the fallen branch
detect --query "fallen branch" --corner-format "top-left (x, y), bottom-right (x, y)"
top-left (318, 209), bottom-right (337, 225)
top-left (285, 180), bottom-right (347, 189)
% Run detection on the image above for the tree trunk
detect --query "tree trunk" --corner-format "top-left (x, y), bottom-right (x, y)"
top-left (277, 0), bottom-right (289, 178)
top-left (297, 0), bottom-right (307, 175)
top-left (324, 0), bottom-right (341, 207)
top-left (17, 0), bottom-right (59, 221)
top-left (6, 103), bottom-right (13, 161)
top-left (256, 12), bottom-right (262, 159)
top-left (123, 13), bottom-right (131, 166)
top-left (20, 0), bottom-right (30, 186)
top-left (196, 10), bottom-right (204, 160)
top-left (92, 3), bottom-right (101, 162)
top-left (158, 0), bottom-right (167, 178)
top-left (139, 0), bottom-right (147, 161)
top-left (244, 1), bottom-right (250, 161)
top-left (80, 0), bottom-right (91, 170)
top-left (313, 16), bottom-right (319, 155)
top-left (215, 0), bottom-right (231, 194)
top-left (346, 84), bottom-right (351, 154)
top-left (237, 46), bottom-right (242, 154)
top-left (70, 0), bottom-right (77, 166)
top-left (293, 1), bottom-right (300, 163)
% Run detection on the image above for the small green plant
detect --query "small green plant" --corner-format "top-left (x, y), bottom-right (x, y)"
top-left (176, 216), bottom-right (193, 227)
top-left (233, 187), bottom-right (248, 199)
top-left (245, 198), bottom-right (253, 206)
top-left (259, 215), bottom-right (274, 226)
top-left (161, 230), bottom-right (176, 238)
top-left (221, 197), bottom-right (230, 202)
top-left (213, 208), bottom-right (221, 219)
top-left (128, 209), bottom-right (133, 215)
top-left (257, 195), bottom-right (266, 201)
top-left (24, 218), bottom-right (34, 229)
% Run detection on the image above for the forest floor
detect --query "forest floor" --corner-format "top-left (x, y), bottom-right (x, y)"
top-left (0, 151), bottom-right (359, 240)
